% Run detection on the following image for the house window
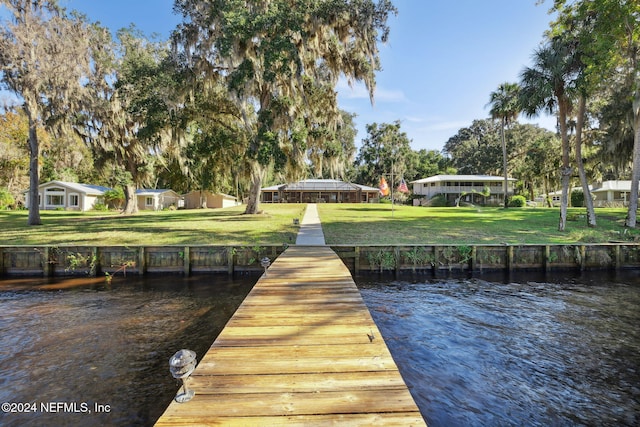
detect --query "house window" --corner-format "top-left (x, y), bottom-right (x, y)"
top-left (46, 195), bottom-right (64, 206)
top-left (145, 197), bottom-right (154, 206)
top-left (69, 194), bottom-right (79, 207)
top-left (45, 187), bottom-right (65, 208)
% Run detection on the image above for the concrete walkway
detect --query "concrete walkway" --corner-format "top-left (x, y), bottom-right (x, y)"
top-left (295, 203), bottom-right (326, 245)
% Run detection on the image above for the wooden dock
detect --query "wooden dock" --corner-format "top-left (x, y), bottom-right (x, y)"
top-left (155, 245), bottom-right (426, 426)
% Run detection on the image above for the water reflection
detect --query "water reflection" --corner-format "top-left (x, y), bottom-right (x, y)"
top-left (356, 270), bottom-right (640, 427)
top-left (0, 274), bottom-right (257, 427)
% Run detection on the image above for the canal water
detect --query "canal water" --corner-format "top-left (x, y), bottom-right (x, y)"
top-left (356, 270), bottom-right (640, 427)
top-left (0, 273), bottom-right (257, 427)
top-left (2, 270), bottom-right (639, 426)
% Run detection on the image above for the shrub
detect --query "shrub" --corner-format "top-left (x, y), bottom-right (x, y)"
top-left (103, 188), bottom-right (125, 209)
top-left (428, 194), bottom-right (448, 207)
top-left (0, 188), bottom-right (15, 209)
top-left (571, 189), bottom-right (584, 207)
top-left (508, 195), bottom-right (526, 207)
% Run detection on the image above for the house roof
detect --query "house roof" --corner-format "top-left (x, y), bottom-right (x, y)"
top-left (136, 189), bottom-right (178, 196)
top-left (184, 190), bottom-right (237, 200)
top-left (410, 174), bottom-right (516, 184)
top-left (591, 180), bottom-right (632, 192)
top-left (24, 180), bottom-right (112, 195)
top-left (261, 179), bottom-right (379, 192)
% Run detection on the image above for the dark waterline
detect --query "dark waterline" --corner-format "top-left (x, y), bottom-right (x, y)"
top-left (0, 273), bottom-right (258, 427)
top-left (356, 270), bottom-right (640, 427)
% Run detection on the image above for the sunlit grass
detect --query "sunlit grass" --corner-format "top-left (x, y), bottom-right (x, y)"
top-left (0, 203), bottom-right (636, 246)
top-left (318, 204), bottom-right (637, 245)
top-left (0, 205), bottom-right (304, 245)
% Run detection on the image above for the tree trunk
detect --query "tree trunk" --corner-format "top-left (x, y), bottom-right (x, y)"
top-left (25, 104), bottom-right (42, 226)
top-left (559, 168), bottom-right (571, 231)
top-left (501, 118), bottom-right (509, 208)
top-left (544, 176), bottom-right (552, 207)
top-left (558, 98), bottom-right (571, 232)
top-left (625, 93), bottom-right (640, 228)
top-left (122, 184), bottom-right (138, 214)
top-left (244, 162), bottom-right (265, 214)
top-left (575, 96), bottom-right (596, 227)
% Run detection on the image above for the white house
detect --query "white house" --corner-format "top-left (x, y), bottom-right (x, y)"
top-left (591, 180), bottom-right (637, 207)
top-left (23, 181), bottom-right (111, 211)
top-left (537, 181), bottom-right (637, 207)
top-left (136, 189), bottom-right (182, 211)
top-left (183, 190), bottom-right (240, 209)
top-left (411, 174), bottom-right (516, 206)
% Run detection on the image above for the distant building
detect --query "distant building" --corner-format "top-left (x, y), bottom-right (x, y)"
top-left (260, 179), bottom-right (380, 203)
top-left (537, 180), bottom-right (638, 207)
top-left (23, 180), bottom-right (111, 211)
top-left (411, 174), bottom-right (516, 206)
top-left (136, 189), bottom-right (182, 211)
top-left (183, 191), bottom-right (239, 209)
top-left (591, 180), bottom-right (637, 207)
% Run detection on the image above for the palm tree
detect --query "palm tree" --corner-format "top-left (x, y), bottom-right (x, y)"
top-left (520, 37), bottom-right (581, 231)
top-left (488, 82), bottom-right (520, 208)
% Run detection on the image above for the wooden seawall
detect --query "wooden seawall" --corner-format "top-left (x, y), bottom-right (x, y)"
top-left (155, 245), bottom-right (426, 426)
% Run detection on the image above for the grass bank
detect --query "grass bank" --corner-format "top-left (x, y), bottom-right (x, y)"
top-left (0, 204), bottom-right (637, 246)
top-left (0, 205), bottom-right (304, 246)
top-left (318, 204), bottom-right (638, 245)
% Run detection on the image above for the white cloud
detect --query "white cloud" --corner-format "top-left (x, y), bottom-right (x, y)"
top-left (336, 78), bottom-right (406, 103)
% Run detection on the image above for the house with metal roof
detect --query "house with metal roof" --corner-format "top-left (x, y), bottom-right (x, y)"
top-left (23, 180), bottom-right (112, 211)
top-left (260, 179), bottom-right (380, 203)
top-left (410, 174), bottom-right (516, 206)
top-left (590, 180), bottom-right (637, 207)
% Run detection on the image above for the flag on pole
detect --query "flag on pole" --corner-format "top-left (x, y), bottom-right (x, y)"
top-left (397, 178), bottom-right (409, 193)
top-left (379, 176), bottom-right (389, 196)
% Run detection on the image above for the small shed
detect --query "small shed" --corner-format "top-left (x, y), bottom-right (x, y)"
top-left (183, 191), bottom-right (239, 209)
top-left (23, 180), bottom-right (111, 211)
top-left (136, 189), bottom-right (182, 211)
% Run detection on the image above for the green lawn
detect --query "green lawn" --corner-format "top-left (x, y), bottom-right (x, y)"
top-left (0, 204), bottom-right (637, 246)
top-left (0, 205), bottom-right (304, 245)
top-left (318, 204), bottom-right (638, 245)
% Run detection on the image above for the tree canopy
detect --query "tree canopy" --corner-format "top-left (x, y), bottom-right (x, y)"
top-left (173, 0), bottom-right (397, 213)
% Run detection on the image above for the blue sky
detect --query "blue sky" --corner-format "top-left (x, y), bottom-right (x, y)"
top-left (60, 0), bottom-right (557, 152)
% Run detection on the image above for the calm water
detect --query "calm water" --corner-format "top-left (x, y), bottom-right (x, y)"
top-left (0, 273), bottom-right (257, 427)
top-left (356, 270), bottom-right (640, 427)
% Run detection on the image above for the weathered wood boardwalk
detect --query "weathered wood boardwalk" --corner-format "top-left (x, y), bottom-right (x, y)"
top-left (155, 245), bottom-right (426, 426)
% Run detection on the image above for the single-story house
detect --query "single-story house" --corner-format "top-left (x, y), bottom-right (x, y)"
top-left (537, 181), bottom-right (638, 207)
top-left (23, 180), bottom-right (111, 211)
top-left (591, 180), bottom-right (637, 207)
top-left (411, 174), bottom-right (516, 206)
top-left (136, 189), bottom-right (182, 211)
top-left (183, 190), bottom-right (240, 209)
top-left (261, 179), bottom-right (380, 203)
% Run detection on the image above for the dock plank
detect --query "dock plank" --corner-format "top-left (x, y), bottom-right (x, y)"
top-left (154, 246), bottom-right (426, 426)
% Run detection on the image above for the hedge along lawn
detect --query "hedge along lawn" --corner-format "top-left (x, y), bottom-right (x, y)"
top-left (0, 204), bottom-right (305, 246)
top-left (317, 204), bottom-right (638, 245)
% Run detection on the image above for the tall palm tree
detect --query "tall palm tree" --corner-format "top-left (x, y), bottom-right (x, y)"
top-left (520, 37), bottom-right (581, 231)
top-left (488, 82), bottom-right (521, 208)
